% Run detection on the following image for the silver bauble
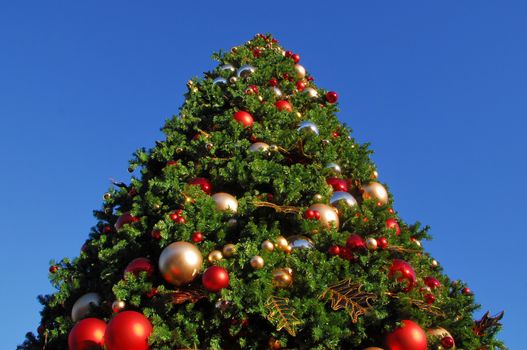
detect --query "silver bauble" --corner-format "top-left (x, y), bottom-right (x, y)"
top-left (219, 64), bottom-right (236, 73)
top-left (249, 142), bottom-right (270, 153)
top-left (294, 64), bottom-right (306, 79)
top-left (159, 241), bottom-right (203, 286)
top-left (304, 87), bottom-right (318, 98)
top-left (212, 77), bottom-right (227, 86)
top-left (325, 162), bottom-right (342, 174)
top-left (297, 121), bottom-right (320, 136)
top-left (269, 86), bottom-right (282, 97)
top-left (287, 235), bottom-right (314, 250)
top-left (71, 292), bottom-right (101, 322)
top-left (212, 192), bottom-right (238, 213)
top-left (236, 64), bottom-right (255, 78)
top-left (330, 191), bottom-right (358, 209)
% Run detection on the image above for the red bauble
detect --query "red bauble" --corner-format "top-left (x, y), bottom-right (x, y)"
top-left (423, 276), bottom-right (441, 290)
top-left (102, 225), bottom-right (112, 234)
top-left (188, 177), bottom-right (212, 194)
top-left (285, 50), bottom-right (292, 57)
top-left (49, 265), bottom-right (58, 273)
top-left (328, 245), bottom-right (341, 256)
top-left (233, 111), bottom-right (254, 127)
top-left (424, 293), bottom-right (436, 304)
top-left (441, 336), bottom-right (455, 348)
top-left (291, 53), bottom-right (300, 63)
top-left (296, 80), bottom-right (306, 91)
top-left (105, 311), bottom-right (152, 350)
top-left (385, 218), bottom-right (401, 236)
top-left (326, 178), bottom-right (349, 192)
top-left (385, 320), bottom-right (427, 350)
top-left (253, 48), bottom-right (261, 58)
top-left (346, 234), bottom-right (366, 252)
top-left (202, 266), bottom-right (230, 292)
top-left (388, 259), bottom-right (416, 292)
top-left (304, 209), bottom-right (316, 220)
top-left (115, 212), bottom-right (139, 230)
top-left (275, 100), bottom-right (293, 112)
top-left (339, 247), bottom-right (355, 261)
top-left (377, 237), bottom-right (388, 249)
top-left (325, 91), bottom-right (338, 104)
top-left (462, 287), bottom-right (472, 295)
top-left (268, 78), bottom-right (278, 86)
top-left (124, 258), bottom-right (154, 279)
top-left (150, 230), bottom-right (161, 240)
top-left (192, 231), bottom-right (204, 243)
top-left (166, 160), bottom-right (178, 166)
top-left (68, 318), bottom-right (106, 350)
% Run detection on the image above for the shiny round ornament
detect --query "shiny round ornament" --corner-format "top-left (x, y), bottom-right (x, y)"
top-left (308, 203), bottom-right (339, 229)
top-left (297, 121), bottom-right (319, 136)
top-left (275, 100), bottom-right (293, 112)
top-left (229, 76), bottom-right (238, 84)
top-left (325, 162), bottom-right (342, 174)
top-left (104, 311), bottom-right (152, 350)
top-left (212, 192), bottom-right (238, 213)
top-left (385, 320), bottom-right (427, 350)
top-left (233, 110), bottom-right (254, 127)
top-left (111, 300), bottom-right (126, 313)
top-left (287, 235), bottom-right (314, 250)
top-left (275, 235), bottom-right (289, 251)
top-left (362, 182), bottom-right (389, 205)
top-left (222, 244), bottom-right (236, 258)
top-left (249, 142), bottom-right (270, 152)
top-left (427, 328), bottom-right (455, 349)
top-left (250, 255), bottom-right (265, 269)
top-left (272, 268), bottom-right (293, 288)
top-left (366, 237), bottom-right (378, 250)
top-left (212, 77), bottom-right (227, 86)
top-left (261, 240), bottom-right (275, 252)
top-left (269, 86), bottom-right (282, 97)
top-left (72, 293), bottom-right (101, 322)
top-left (158, 242), bottom-right (203, 286)
top-left (294, 64), bottom-right (306, 78)
top-left (188, 177), bottom-right (212, 194)
top-left (388, 259), bottom-right (416, 292)
top-left (202, 266), bottom-right (230, 292)
top-left (346, 234), bottom-right (366, 251)
top-left (424, 276), bottom-right (441, 290)
top-left (325, 91), bottom-right (338, 104)
top-left (385, 218), bottom-right (401, 236)
top-left (114, 212), bottom-right (139, 230)
top-left (208, 250), bottom-right (223, 263)
top-left (304, 87), bottom-right (318, 98)
top-left (326, 178), bottom-right (349, 192)
top-left (219, 64), bottom-right (236, 73)
top-left (68, 318), bottom-right (106, 350)
top-left (236, 64), bottom-right (256, 78)
top-left (330, 191), bottom-right (358, 209)
top-left (124, 258), bottom-right (154, 279)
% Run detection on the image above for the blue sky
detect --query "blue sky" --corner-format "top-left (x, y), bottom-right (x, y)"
top-left (1, 1), bottom-right (525, 348)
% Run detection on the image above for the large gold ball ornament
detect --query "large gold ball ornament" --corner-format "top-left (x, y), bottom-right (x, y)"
top-left (308, 203), bottom-right (340, 229)
top-left (222, 244), bottom-right (236, 258)
top-left (250, 255), bottom-right (265, 269)
top-left (159, 241), bottom-right (203, 286)
top-left (427, 327), bottom-right (456, 349)
top-left (208, 250), bottom-right (223, 263)
top-left (249, 142), bottom-right (270, 153)
top-left (212, 192), bottom-right (238, 213)
top-left (111, 300), bottom-right (126, 313)
top-left (71, 292), bottom-right (101, 322)
top-left (362, 182), bottom-right (389, 205)
top-left (294, 64), bottom-right (306, 79)
top-left (275, 236), bottom-right (289, 251)
top-left (272, 268), bottom-right (293, 288)
top-left (261, 240), bottom-right (275, 252)
top-left (304, 87), bottom-right (318, 98)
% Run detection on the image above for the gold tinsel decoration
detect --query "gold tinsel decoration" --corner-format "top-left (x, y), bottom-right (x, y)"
top-left (171, 288), bottom-right (207, 305)
top-left (319, 279), bottom-right (377, 323)
top-left (265, 296), bottom-right (302, 336)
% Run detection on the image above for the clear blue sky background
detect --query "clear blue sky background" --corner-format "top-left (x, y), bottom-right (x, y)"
top-left (1, 1), bottom-right (525, 348)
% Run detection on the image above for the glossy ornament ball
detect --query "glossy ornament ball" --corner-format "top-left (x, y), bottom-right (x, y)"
top-left (269, 86), bottom-right (282, 97)
top-left (222, 244), bottom-right (236, 258)
top-left (346, 234), bottom-right (366, 251)
top-left (188, 177), bottom-right (212, 195)
top-left (325, 91), bottom-right (338, 104)
top-left (308, 203), bottom-right (339, 229)
top-left (297, 121), bottom-right (320, 136)
top-left (208, 250), bottom-right (223, 263)
top-left (427, 327), bottom-right (455, 349)
top-left (111, 300), bottom-right (126, 313)
top-left (362, 182), bottom-right (389, 205)
top-left (124, 258), bottom-right (154, 279)
top-left (68, 318), bottom-right (106, 350)
top-left (275, 100), bottom-right (293, 112)
top-left (388, 259), bottom-right (416, 292)
top-left (326, 178), bottom-right (348, 192)
top-left (261, 240), bottom-right (275, 252)
top-left (250, 255), bottom-right (265, 269)
top-left (202, 266), bottom-right (230, 292)
top-left (287, 235), bottom-right (314, 250)
top-left (424, 277), bottom-right (441, 290)
top-left (233, 111), bottom-right (254, 127)
top-left (158, 242), bottom-right (203, 286)
top-left (212, 77), bottom-right (227, 86)
top-left (212, 192), bottom-right (238, 213)
top-left (219, 64), bottom-right (236, 73)
top-left (377, 237), bottom-right (388, 249)
top-left (304, 87), bottom-right (318, 98)
top-left (275, 235), bottom-right (290, 251)
top-left (249, 142), bottom-right (270, 153)
top-left (104, 311), bottom-right (152, 350)
top-left (115, 212), bottom-right (139, 230)
top-left (325, 162), bottom-right (342, 174)
top-left (385, 218), bottom-right (401, 236)
top-left (71, 292), bottom-right (101, 322)
top-left (236, 64), bottom-right (255, 78)
top-left (272, 268), bottom-right (293, 288)
top-left (385, 320), bottom-right (427, 350)
top-left (365, 237), bottom-right (378, 250)
top-left (294, 64), bottom-right (306, 78)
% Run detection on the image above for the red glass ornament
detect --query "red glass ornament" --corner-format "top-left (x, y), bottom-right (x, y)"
top-left (385, 218), bottom-right (401, 236)
top-left (166, 160), bottom-right (178, 166)
top-left (304, 209), bottom-right (316, 220)
top-left (124, 258), bottom-right (154, 279)
top-left (423, 276), bottom-right (441, 290)
top-left (328, 245), bottom-right (341, 256)
top-left (188, 177), bottom-right (212, 194)
top-left (275, 100), bottom-right (293, 112)
top-left (314, 211), bottom-right (321, 220)
top-left (326, 178), bottom-right (349, 192)
top-left (192, 231), bottom-right (204, 243)
top-left (377, 237), bottom-right (388, 249)
top-left (291, 53), bottom-right (300, 63)
top-left (150, 230), bottom-right (161, 240)
top-left (285, 50), bottom-right (292, 57)
top-left (104, 311), bottom-right (152, 350)
top-left (176, 216), bottom-right (186, 224)
top-left (253, 48), bottom-right (261, 58)
top-left (325, 91), bottom-right (338, 104)
top-left (146, 288), bottom-right (158, 298)
top-left (339, 247), bottom-right (355, 261)
top-left (233, 111), bottom-right (254, 127)
top-left (268, 78), bottom-right (278, 86)
top-left (115, 212), bottom-right (139, 230)
top-left (68, 318), bottom-right (106, 350)
top-left (169, 212), bottom-right (179, 221)
top-left (424, 293), bottom-right (435, 304)
top-left (102, 225), bottom-right (112, 234)
top-left (346, 234), bottom-right (366, 251)
top-left (385, 320), bottom-right (427, 350)
top-left (441, 336), bottom-right (455, 348)
top-left (388, 259), bottom-right (416, 292)
top-left (49, 265), bottom-right (58, 273)
top-left (202, 266), bottom-right (230, 292)
top-left (307, 76), bottom-right (314, 81)
top-left (296, 80), bottom-right (306, 91)
top-left (462, 287), bottom-right (472, 295)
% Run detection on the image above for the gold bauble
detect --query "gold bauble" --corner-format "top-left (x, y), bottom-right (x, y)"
top-left (111, 300), bottom-right (126, 313)
top-left (103, 192), bottom-right (111, 200)
top-left (371, 170), bottom-right (379, 179)
top-left (222, 244), bottom-right (236, 258)
top-left (427, 327), bottom-right (456, 349)
top-left (313, 193), bottom-right (324, 202)
top-left (295, 111), bottom-right (302, 119)
top-left (365, 237), bottom-right (378, 251)
top-left (272, 268), bottom-right (293, 288)
top-left (294, 64), bottom-right (306, 79)
top-left (275, 236), bottom-right (289, 251)
top-left (362, 182), bottom-right (389, 205)
top-left (159, 241), bottom-right (203, 286)
top-left (205, 142), bottom-right (214, 151)
top-left (250, 255), bottom-right (265, 269)
top-left (71, 292), bottom-right (101, 322)
top-left (304, 87), bottom-right (318, 98)
top-left (229, 76), bottom-right (238, 84)
top-left (432, 259), bottom-right (439, 267)
top-left (269, 144), bottom-right (279, 152)
top-left (208, 250), bottom-right (223, 263)
top-left (212, 192), bottom-right (238, 213)
top-left (261, 240), bottom-right (275, 252)
top-left (308, 203), bottom-right (340, 229)
top-left (249, 142), bottom-right (270, 153)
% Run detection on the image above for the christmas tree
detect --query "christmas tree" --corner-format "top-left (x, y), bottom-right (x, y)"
top-left (19, 34), bottom-right (505, 350)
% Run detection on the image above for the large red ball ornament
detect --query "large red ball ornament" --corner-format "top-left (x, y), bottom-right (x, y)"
top-left (124, 258), bottom-right (154, 279)
top-left (202, 266), bottom-right (230, 292)
top-left (423, 276), bottom-right (441, 290)
top-left (68, 318), bottom-right (106, 350)
top-left (115, 212), bottom-right (139, 230)
top-left (325, 91), bottom-right (338, 104)
top-left (188, 177), bottom-right (212, 194)
top-left (388, 259), bottom-right (416, 292)
top-left (385, 218), bottom-right (400, 236)
top-left (346, 234), bottom-right (366, 252)
top-left (233, 111), bottom-right (254, 127)
top-left (385, 320), bottom-right (427, 350)
top-left (326, 178), bottom-right (349, 192)
top-left (275, 100), bottom-right (293, 112)
top-left (105, 311), bottom-right (153, 350)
